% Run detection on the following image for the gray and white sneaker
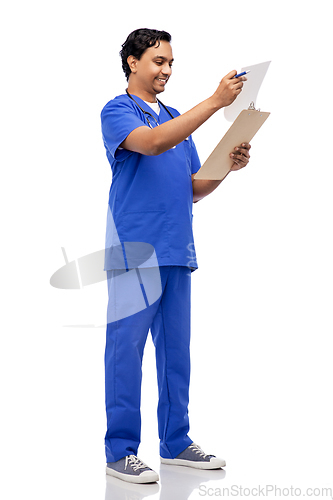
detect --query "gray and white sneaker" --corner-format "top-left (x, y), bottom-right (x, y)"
top-left (106, 455), bottom-right (159, 483)
top-left (160, 443), bottom-right (226, 470)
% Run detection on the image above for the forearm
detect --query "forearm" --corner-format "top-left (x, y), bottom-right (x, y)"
top-left (123, 96), bottom-right (220, 156)
top-left (192, 178), bottom-right (225, 203)
top-left (151, 97), bottom-right (219, 155)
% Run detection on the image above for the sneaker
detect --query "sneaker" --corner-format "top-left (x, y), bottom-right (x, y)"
top-left (106, 455), bottom-right (159, 483)
top-left (160, 443), bottom-right (226, 470)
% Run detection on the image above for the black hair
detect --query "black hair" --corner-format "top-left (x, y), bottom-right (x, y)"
top-left (120, 28), bottom-right (172, 81)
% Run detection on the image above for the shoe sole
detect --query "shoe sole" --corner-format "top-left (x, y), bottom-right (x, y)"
top-left (160, 457), bottom-right (226, 469)
top-left (106, 466), bottom-right (159, 484)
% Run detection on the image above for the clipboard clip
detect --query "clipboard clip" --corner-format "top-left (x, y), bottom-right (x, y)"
top-left (248, 101), bottom-right (261, 112)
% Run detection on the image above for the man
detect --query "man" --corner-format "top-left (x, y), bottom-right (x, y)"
top-left (101, 28), bottom-right (250, 484)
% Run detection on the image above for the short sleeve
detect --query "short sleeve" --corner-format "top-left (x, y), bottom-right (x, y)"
top-left (189, 136), bottom-right (201, 175)
top-left (101, 97), bottom-right (148, 161)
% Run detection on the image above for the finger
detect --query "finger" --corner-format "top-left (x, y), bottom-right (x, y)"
top-left (230, 164), bottom-right (241, 171)
top-left (231, 158), bottom-right (248, 169)
top-left (231, 144), bottom-right (251, 156)
top-left (237, 142), bottom-right (251, 150)
top-left (233, 85), bottom-right (244, 97)
top-left (234, 146), bottom-right (250, 158)
top-left (230, 158), bottom-right (248, 168)
top-left (226, 69), bottom-right (237, 79)
top-left (230, 158), bottom-right (247, 170)
top-left (234, 75), bottom-right (248, 84)
top-left (230, 157), bottom-right (248, 170)
top-left (230, 153), bottom-right (249, 167)
top-left (230, 163), bottom-right (244, 171)
top-left (233, 80), bottom-right (244, 90)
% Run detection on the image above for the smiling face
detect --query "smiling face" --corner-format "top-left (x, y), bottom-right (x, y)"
top-left (127, 40), bottom-right (174, 102)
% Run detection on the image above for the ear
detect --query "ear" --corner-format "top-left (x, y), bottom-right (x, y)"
top-left (127, 55), bottom-right (138, 75)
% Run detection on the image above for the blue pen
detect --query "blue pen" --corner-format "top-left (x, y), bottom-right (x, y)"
top-left (234, 70), bottom-right (250, 78)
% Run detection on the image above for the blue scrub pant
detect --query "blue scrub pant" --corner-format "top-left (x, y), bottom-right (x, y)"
top-left (104, 266), bottom-right (193, 463)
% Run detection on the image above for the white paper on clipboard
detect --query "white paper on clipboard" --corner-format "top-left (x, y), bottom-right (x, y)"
top-left (224, 61), bottom-right (271, 122)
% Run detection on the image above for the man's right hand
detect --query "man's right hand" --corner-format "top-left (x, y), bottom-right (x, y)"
top-left (211, 70), bottom-right (247, 109)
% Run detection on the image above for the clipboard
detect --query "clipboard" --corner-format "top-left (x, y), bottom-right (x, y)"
top-left (194, 105), bottom-right (270, 181)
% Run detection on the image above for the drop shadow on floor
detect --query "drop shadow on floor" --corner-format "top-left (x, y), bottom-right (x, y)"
top-left (105, 464), bottom-right (226, 500)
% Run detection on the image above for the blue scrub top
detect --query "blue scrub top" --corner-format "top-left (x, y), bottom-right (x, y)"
top-left (101, 93), bottom-right (201, 271)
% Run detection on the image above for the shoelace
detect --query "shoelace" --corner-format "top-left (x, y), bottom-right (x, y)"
top-left (125, 455), bottom-right (149, 471)
top-left (189, 443), bottom-right (210, 459)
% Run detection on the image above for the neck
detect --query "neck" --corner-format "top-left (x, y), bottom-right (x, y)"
top-left (127, 82), bottom-right (157, 103)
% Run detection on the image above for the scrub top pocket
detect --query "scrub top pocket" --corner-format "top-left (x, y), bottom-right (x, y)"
top-left (119, 210), bottom-right (170, 262)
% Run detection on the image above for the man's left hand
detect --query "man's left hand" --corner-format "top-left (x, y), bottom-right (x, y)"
top-left (229, 142), bottom-right (251, 171)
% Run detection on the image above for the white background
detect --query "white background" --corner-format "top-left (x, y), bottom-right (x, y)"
top-left (1, 1), bottom-right (332, 499)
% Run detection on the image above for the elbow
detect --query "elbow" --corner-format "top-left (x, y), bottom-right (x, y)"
top-left (192, 182), bottom-right (204, 203)
top-left (147, 144), bottom-right (163, 156)
top-left (123, 127), bottom-right (165, 156)
top-left (142, 130), bottom-right (178, 155)
top-left (139, 140), bottom-right (162, 156)
top-left (140, 129), bottom-right (164, 156)
top-left (145, 132), bottom-right (174, 155)
top-left (146, 139), bottom-right (167, 156)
